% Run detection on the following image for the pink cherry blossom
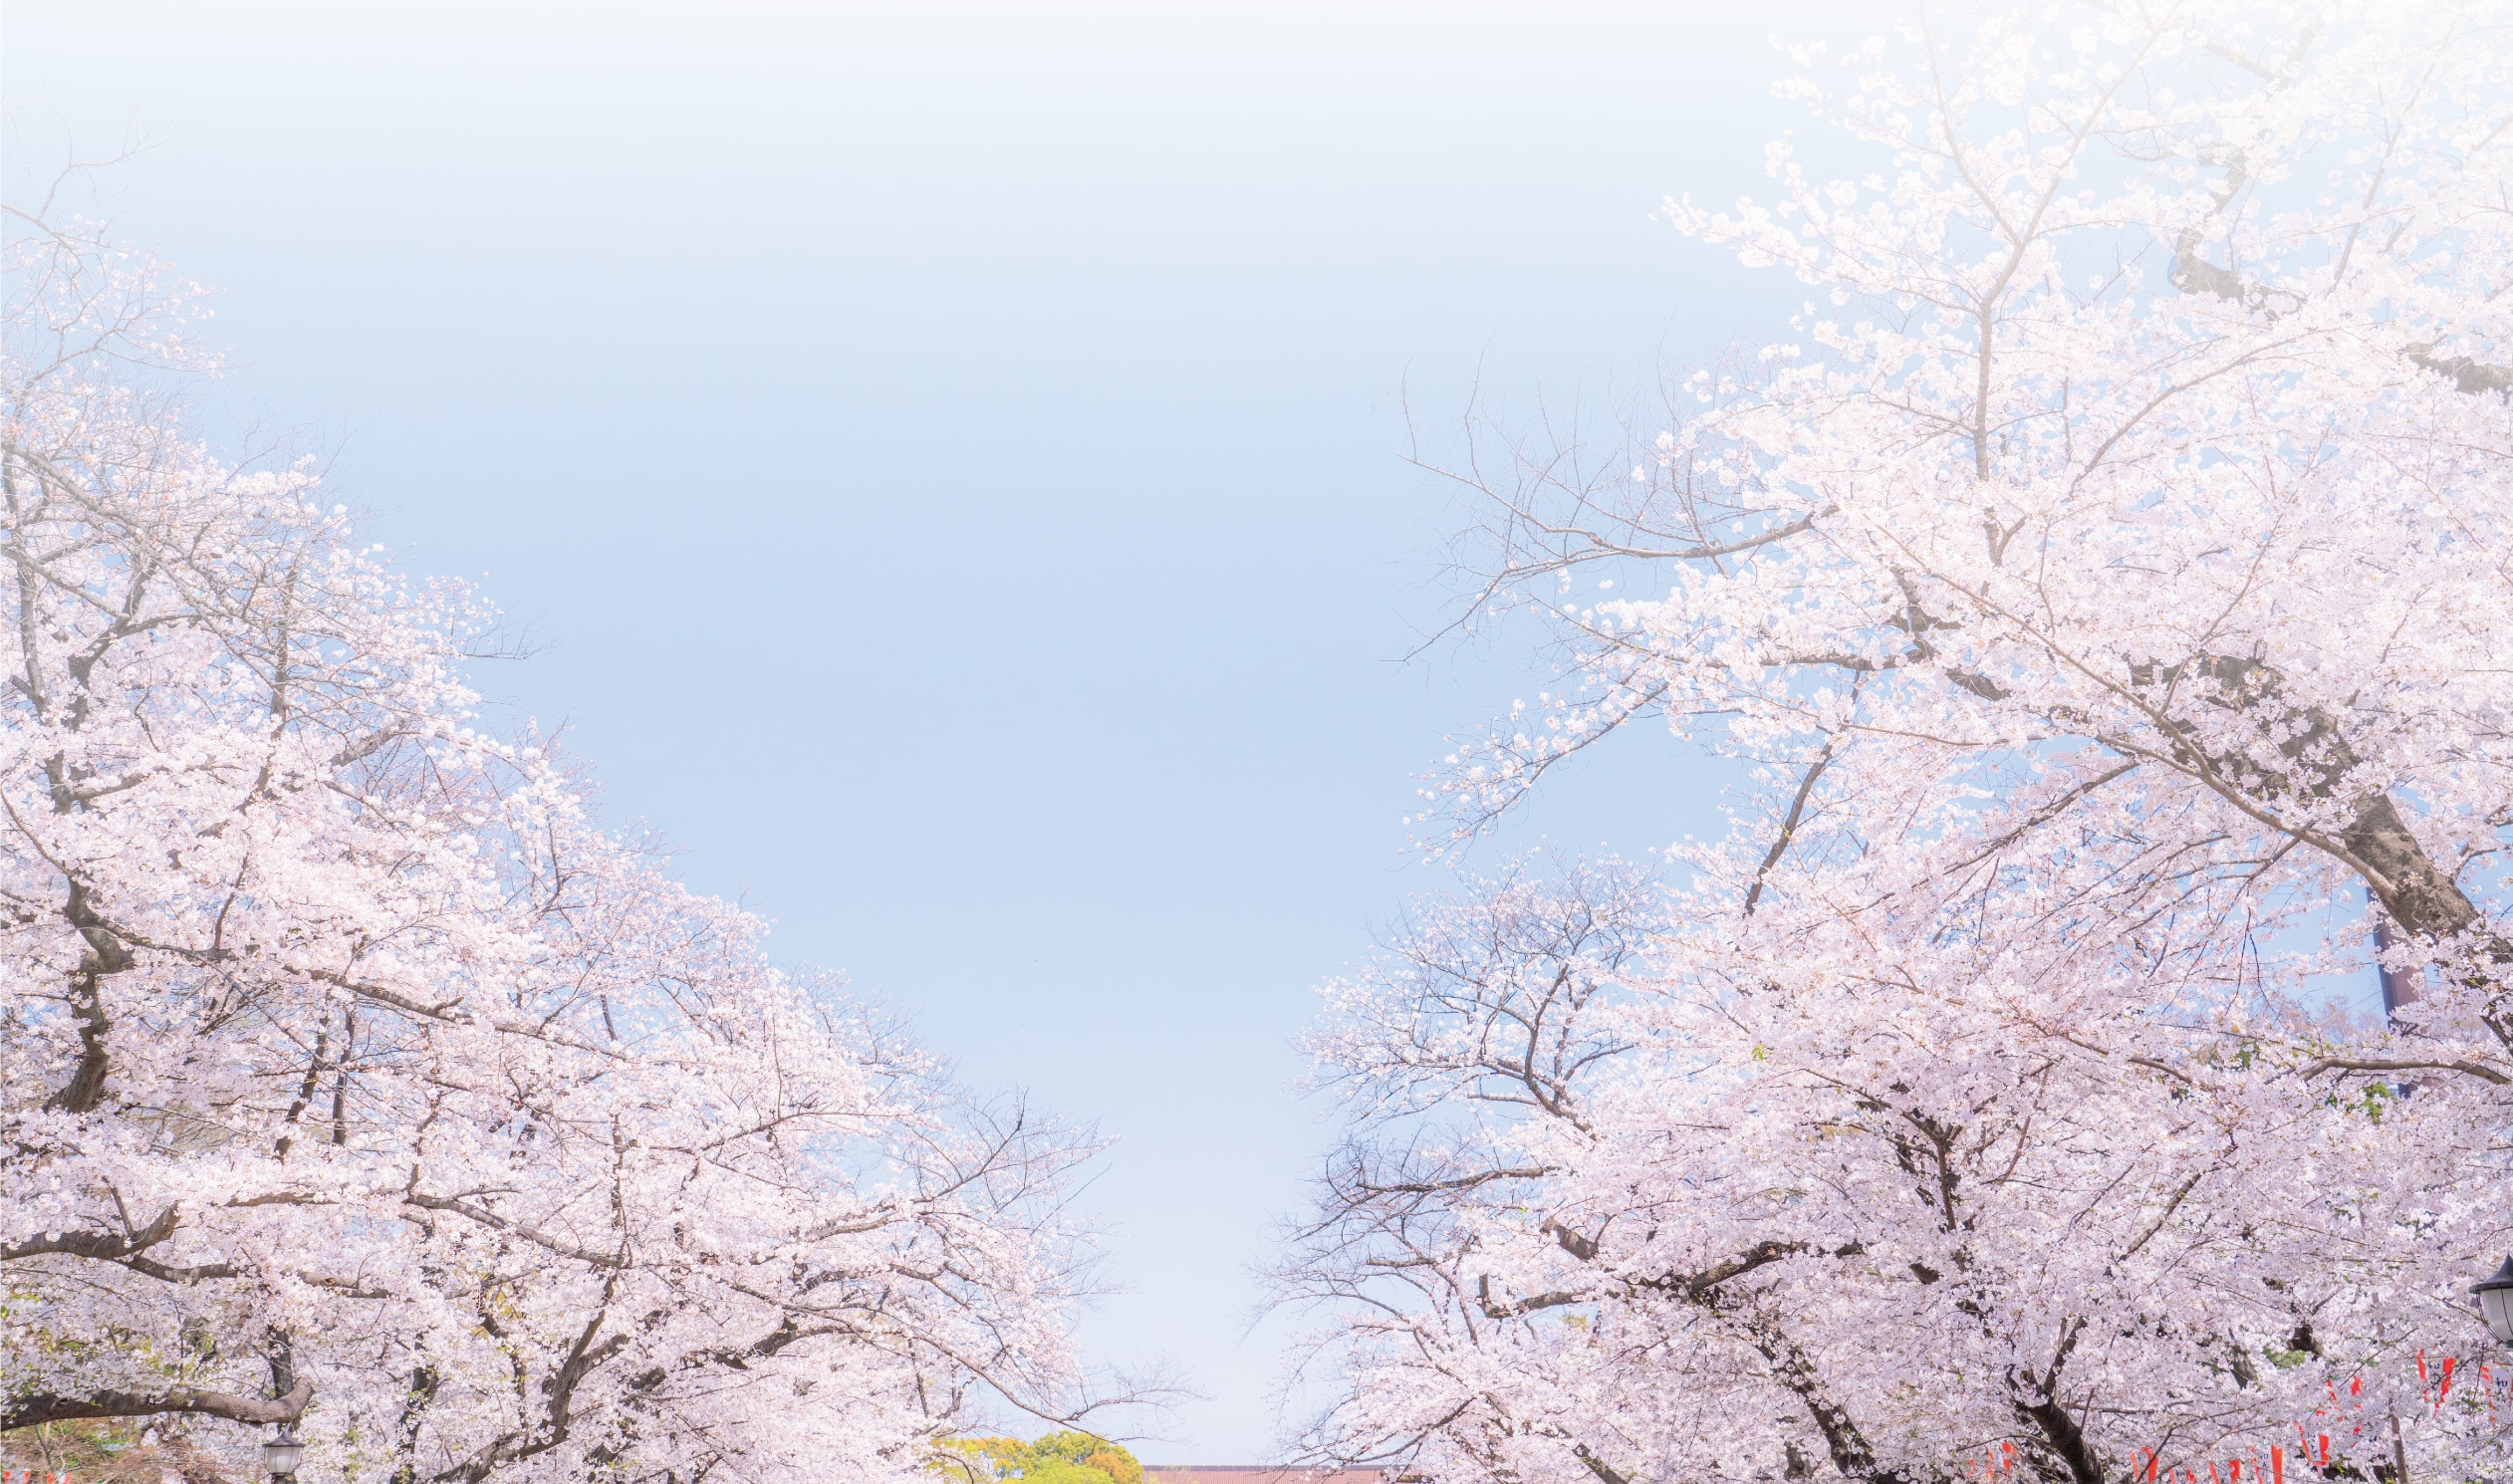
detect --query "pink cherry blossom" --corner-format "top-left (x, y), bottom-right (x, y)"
top-left (1287, 6), bottom-right (2513, 1481)
top-left (2, 208), bottom-right (1111, 1482)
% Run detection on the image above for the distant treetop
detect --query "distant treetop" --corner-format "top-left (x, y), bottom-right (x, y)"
top-left (934, 1433), bottom-right (1145, 1484)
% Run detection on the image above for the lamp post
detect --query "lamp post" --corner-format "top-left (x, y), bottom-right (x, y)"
top-left (2477, 1257), bottom-right (2513, 1347)
top-left (261, 1424), bottom-right (306, 1484)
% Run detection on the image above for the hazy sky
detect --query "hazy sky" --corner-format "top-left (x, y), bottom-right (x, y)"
top-left (10, 0), bottom-right (1870, 1459)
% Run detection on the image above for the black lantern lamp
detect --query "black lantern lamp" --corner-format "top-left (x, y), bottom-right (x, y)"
top-left (262, 1423), bottom-right (306, 1482)
top-left (2475, 1256), bottom-right (2513, 1347)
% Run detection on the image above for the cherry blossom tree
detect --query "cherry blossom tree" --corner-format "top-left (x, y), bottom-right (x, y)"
top-left (0, 197), bottom-right (1115, 1482)
top-left (1282, 4), bottom-right (2513, 1481)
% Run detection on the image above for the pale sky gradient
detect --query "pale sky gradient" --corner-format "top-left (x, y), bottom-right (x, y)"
top-left (7, 0), bottom-right (1866, 1459)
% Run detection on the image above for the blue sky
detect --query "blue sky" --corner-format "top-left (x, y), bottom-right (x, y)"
top-left (8, 0), bottom-right (1865, 1458)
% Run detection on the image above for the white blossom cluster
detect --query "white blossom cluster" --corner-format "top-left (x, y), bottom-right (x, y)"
top-left (1, 214), bottom-right (1104, 1482)
top-left (1294, 4), bottom-right (2513, 1481)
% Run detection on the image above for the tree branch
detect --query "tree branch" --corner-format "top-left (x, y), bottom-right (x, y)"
top-left (3, 1377), bottom-right (312, 1431)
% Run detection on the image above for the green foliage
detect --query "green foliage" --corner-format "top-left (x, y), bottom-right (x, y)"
top-left (932, 1432), bottom-right (1144, 1484)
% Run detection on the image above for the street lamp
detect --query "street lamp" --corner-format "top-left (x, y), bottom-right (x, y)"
top-left (261, 1423), bottom-right (306, 1483)
top-left (2475, 1256), bottom-right (2513, 1346)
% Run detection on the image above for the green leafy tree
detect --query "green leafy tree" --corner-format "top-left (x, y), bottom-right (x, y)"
top-left (932, 1433), bottom-right (1143, 1484)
